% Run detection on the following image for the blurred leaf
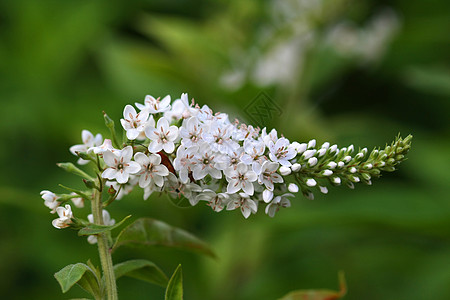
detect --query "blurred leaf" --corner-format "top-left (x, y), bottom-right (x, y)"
top-left (54, 263), bottom-right (101, 299)
top-left (165, 264), bottom-right (183, 300)
top-left (78, 215), bottom-right (131, 236)
top-left (114, 259), bottom-right (168, 287)
top-left (278, 272), bottom-right (346, 300)
top-left (112, 217), bottom-right (216, 258)
top-left (403, 66), bottom-right (450, 96)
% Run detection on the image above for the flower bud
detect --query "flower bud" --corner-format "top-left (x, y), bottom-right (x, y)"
top-left (321, 170), bottom-right (333, 176)
top-left (308, 139), bottom-right (316, 148)
top-left (308, 157), bottom-right (318, 167)
top-left (306, 178), bottom-right (316, 187)
top-left (279, 166), bottom-right (291, 176)
top-left (288, 183), bottom-right (299, 193)
top-left (291, 163), bottom-right (301, 172)
top-left (319, 186), bottom-right (328, 194)
top-left (327, 161), bottom-right (337, 169)
top-left (302, 150), bottom-right (316, 160)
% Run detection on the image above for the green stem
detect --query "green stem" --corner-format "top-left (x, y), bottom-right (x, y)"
top-left (92, 189), bottom-right (118, 300)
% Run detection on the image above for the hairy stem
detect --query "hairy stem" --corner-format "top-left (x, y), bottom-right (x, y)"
top-left (92, 189), bottom-right (118, 300)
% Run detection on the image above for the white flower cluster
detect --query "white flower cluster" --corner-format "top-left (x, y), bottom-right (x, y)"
top-left (41, 93), bottom-right (412, 224)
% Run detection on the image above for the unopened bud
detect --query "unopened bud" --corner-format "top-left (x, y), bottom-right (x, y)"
top-left (279, 166), bottom-right (291, 176)
top-left (288, 183), bottom-right (299, 193)
top-left (291, 163), bottom-right (301, 172)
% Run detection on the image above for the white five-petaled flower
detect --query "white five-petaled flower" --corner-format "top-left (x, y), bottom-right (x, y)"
top-left (255, 161), bottom-right (283, 191)
top-left (102, 146), bottom-right (141, 184)
top-left (196, 189), bottom-right (230, 212)
top-left (52, 204), bottom-right (73, 229)
top-left (224, 162), bottom-right (257, 195)
top-left (134, 152), bottom-right (169, 188)
top-left (88, 139), bottom-right (116, 155)
top-left (120, 105), bottom-right (151, 140)
top-left (145, 117), bottom-right (179, 154)
top-left (70, 130), bottom-right (103, 164)
top-left (241, 138), bottom-right (267, 174)
top-left (173, 145), bottom-right (198, 184)
top-left (41, 190), bottom-right (60, 213)
top-left (265, 193), bottom-right (293, 217)
top-left (226, 193), bottom-right (258, 219)
top-left (136, 95), bottom-right (171, 114)
top-left (179, 117), bottom-right (203, 147)
top-left (87, 210), bottom-right (115, 244)
top-left (202, 122), bottom-right (239, 154)
top-left (191, 142), bottom-right (222, 180)
top-left (268, 137), bottom-right (296, 167)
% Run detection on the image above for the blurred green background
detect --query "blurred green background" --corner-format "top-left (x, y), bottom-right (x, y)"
top-left (1, 0), bottom-right (449, 299)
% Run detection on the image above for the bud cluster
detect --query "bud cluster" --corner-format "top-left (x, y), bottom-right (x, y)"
top-left (41, 93), bottom-right (412, 225)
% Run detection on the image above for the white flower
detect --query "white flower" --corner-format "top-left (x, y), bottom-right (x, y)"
top-left (134, 153), bottom-right (169, 188)
top-left (102, 146), bottom-right (141, 184)
top-left (41, 190), bottom-right (60, 213)
top-left (202, 122), bottom-right (239, 154)
top-left (164, 93), bottom-right (198, 120)
top-left (87, 210), bottom-right (116, 244)
top-left (120, 105), bottom-right (151, 140)
top-left (69, 130), bottom-right (103, 164)
top-left (70, 193), bottom-right (84, 208)
top-left (268, 137), bottom-right (296, 166)
top-left (191, 142), bottom-right (222, 180)
top-left (262, 189), bottom-right (274, 203)
top-left (146, 117), bottom-right (179, 154)
top-left (265, 193), bottom-right (293, 217)
top-left (241, 138), bottom-right (267, 173)
top-left (173, 145), bottom-right (198, 184)
top-left (261, 128), bottom-right (278, 147)
top-left (215, 147), bottom-right (244, 171)
top-left (255, 161), bottom-right (283, 191)
top-left (224, 162), bottom-right (257, 195)
top-left (179, 117), bottom-right (203, 148)
top-left (196, 189), bottom-right (230, 212)
top-left (136, 95), bottom-right (171, 114)
top-left (88, 139), bottom-right (116, 155)
top-left (226, 193), bottom-right (258, 219)
top-left (52, 204), bottom-right (73, 229)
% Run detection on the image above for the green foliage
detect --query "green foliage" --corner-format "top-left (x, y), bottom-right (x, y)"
top-left (114, 259), bottom-right (168, 287)
top-left (165, 265), bottom-right (183, 300)
top-left (77, 215), bottom-right (131, 236)
top-left (54, 263), bottom-right (102, 299)
top-left (112, 218), bottom-right (216, 258)
top-left (278, 272), bottom-right (346, 300)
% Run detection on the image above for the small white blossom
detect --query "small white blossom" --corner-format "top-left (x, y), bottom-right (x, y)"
top-left (224, 162), bottom-right (257, 195)
top-left (308, 157), bottom-right (318, 167)
top-left (52, 205), bottom-right (73, 229)
top-left (136, 95), bottom-right (171, 114)
top-left (102, 146), bottom-right (141, 184)
top-left (268, 137), bottom-right (296, 166)
top-left (265, 193), bottom-right (293, 217)
top-left (173, 145), bottom-right (198, 184)
top-left (319, 186), bottom-right (329, 194)
top-left (70, 130), bottom-right (103, 164)
top-left (41, 190), bottom-right (60, 213)
top-left (120, 105), bottom-right (150, 140)
top-left (191, 142), bottom-right (222, 180)
top-left (256, 161), bottom-right (283, 191)
top-left (70, 193), bottom-right (84, 208)
top-left (196, 189), bottom-right (230, 212)
top-left (146, 117), bottom-right (179, 154)
top-left (88, 139), bottom-right (116, 155)
top-left (134, 153), bottom-right (169, 188)
top-left (226, 193), bottom-right (258, 219)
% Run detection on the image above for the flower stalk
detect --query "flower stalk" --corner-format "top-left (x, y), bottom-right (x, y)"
top-left (92, 188), bottom-right (118, 300)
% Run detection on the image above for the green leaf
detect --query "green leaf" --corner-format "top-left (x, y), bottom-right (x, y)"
top-left (165, 265), bottom-right (183, 300)
top-left (54, 263), bottom-right (102, 299)
top-left (112, 218), bottom-right (216, 258)
top-left (278, 272), bottom-right (347, 300)
top-left (114, 259), bottom-right (168, 287)
top-left (78, 215), bottom-right (131, 236)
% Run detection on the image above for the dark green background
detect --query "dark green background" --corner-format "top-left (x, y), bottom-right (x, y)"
top-left (0, 0), bottom-right (449, 299)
